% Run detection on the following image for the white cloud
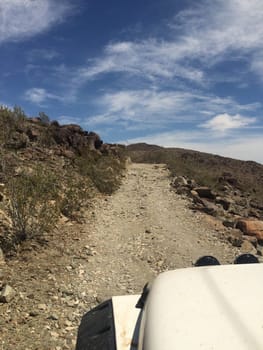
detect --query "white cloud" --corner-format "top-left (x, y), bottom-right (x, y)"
top-left (24, 87), bottom-right (61, 104)
top-left (87, 89), bottom-right (260, 129)
top-left (200, 113), bottom-right (257, 132)
top-left (0, 0), bottom-right (73, 44)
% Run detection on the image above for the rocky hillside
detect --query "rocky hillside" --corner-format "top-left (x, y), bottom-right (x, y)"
top-left (0, 106), bottom-right (126, 256)
top-left (127, 143), bottom-right (263, 252)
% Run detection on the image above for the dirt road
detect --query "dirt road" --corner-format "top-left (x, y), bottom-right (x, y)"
top-left (0, 163), bottom-right (240, 349)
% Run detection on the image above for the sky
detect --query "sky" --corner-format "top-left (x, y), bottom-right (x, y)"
top-left (0, 0), bottom-right (263, 163)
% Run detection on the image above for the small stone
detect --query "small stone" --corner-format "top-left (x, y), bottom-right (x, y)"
top-left (64, 320), bottom-right (72, 327)
top-left (0, 248), bottom-right (5, 264)
top-left (47, 314), bottom-right (59, 321)
top-left (0, 285), bottom-right (15, 303)
top-left (227, 229), bottom-right (243, 247)
top-left (50, 331), bottom-right (59, 338)
top-left (240, 240), bottom-right (257, 255)
top-left (29, 311), bottom-right (39, 317)
top-left (243, 235), bottom-right (258, 247)
top-left (38, 303), bottom-right (47, 311)
top-left (27, 293), bottom-right (35, 299)
top-left (66, 300), bottom-right (79, 308)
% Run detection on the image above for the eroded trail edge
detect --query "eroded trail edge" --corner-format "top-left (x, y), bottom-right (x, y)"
top-left (1, 163), bottom-right (239, 349)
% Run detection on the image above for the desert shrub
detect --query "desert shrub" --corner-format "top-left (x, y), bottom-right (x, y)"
top-left (0, 107), bottom-right (16, 147)
top-left (76, 153), bottom-right (126, 194)
top-left (38, 125), bottom-right (56, 147)
top-left (0, 106), bottom-right (27, 150)
top-left (59, 173), bottom-right (93, 219)
top-left (38, 111), bottom-right (50, 125)
top-left (6, 165), bottom-right (60, 242)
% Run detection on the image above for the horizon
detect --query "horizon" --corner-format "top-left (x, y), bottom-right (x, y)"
top-left (1, 0), bottom-right (263, 163)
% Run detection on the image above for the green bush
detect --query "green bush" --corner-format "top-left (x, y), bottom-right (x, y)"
top-left (7, 165), bottom-right (60, 242)
top-left (59, 173), bottom-right (93, 219)
top-left (76, 153), bottom-right (126, 194)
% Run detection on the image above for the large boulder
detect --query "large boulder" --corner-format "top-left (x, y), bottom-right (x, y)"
top-left (236, 220), bottom-right (263, 241)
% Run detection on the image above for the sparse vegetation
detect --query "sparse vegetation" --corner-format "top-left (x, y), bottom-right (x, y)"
top-left (76, 152), bottom-right (126, 194)
top-left (7, 165), bottom-right (60, 243)
top-left (59, 172), bottom-right (93, 219)
top-left (127, 143), bottom-right (263, 206)
top-left (0, 105), bottom-right (127, 253)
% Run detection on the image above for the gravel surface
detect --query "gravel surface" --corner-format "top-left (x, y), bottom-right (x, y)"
top-left (0, 163), bottom-right (240, 349)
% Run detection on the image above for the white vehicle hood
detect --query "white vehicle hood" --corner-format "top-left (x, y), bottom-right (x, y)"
top-left (141, 264), bottom-right (263, 350)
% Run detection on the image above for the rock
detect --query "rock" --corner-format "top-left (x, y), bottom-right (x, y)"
top-left (187, 179), bottom-right (197, 189)
top-left (227, 229), bottom-right (243, 247)
top-left (240, 240), bottom-right (257, 255)
top-left (215, 197), bottom-right (233, 211)
top-left (29, 311), bottom-right (39, 317)
top-left (190, 190), bottom-right (199, 198)
top-left (256, 245), bottom-right (263, 256)
top-left (243, 235), bottom-right (258, 247)
top-left (248, 208), bottom-right (260, 218)
top-left (236, 220), bottom-right (263, 241)
top-left (0, 285), bottom-right (15, 303)
top-left (38, 303), bottom-right (47, 311)
top-left (194, 187), bottom-right (216, 200)
top-left (0, 248), bottom-right (5, 264)
top-left (176, 186), bottom-right (190, 195)
top-left (172, 176), bottom-right (188, 187)
top-left (223, 220), bottom-right (236, 228)
top-left (218, 172), bottom-right (239, 187)
top-left (198, 198), bottom-right (222, 216)
top-left (47, 314), bottom-right (59, 321)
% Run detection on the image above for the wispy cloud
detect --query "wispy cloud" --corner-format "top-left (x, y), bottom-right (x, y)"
top-left (24, 87), bottom-right (62, 104)
top-left (87, 89), bottom-right (260, 129)
top-left (64, 0), bottom-right (263, 90)
top-left (0, 0), bottom-right (74, 44)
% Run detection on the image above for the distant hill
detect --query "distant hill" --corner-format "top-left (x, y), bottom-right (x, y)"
top-left (126, 143), bottom-right (263, 208)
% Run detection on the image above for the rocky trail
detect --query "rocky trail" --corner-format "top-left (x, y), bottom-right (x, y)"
top-left (0, 163), bottom-right (241, 349)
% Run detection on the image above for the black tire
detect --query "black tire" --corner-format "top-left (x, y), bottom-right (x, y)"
top-left (75, 299), bottom-right (117, 350)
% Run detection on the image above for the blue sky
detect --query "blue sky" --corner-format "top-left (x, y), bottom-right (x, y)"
top-left (1, 0), bottom-right (263, 163)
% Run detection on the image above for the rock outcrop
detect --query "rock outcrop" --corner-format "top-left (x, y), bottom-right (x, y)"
top-left (171, 173), bottom-right (263, 251)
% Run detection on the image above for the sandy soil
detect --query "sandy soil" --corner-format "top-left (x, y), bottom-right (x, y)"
top-left (0, 163), bottom-right (240, 349)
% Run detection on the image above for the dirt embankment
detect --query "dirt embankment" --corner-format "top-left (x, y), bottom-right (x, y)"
top-left (0, 163), bottom-right (240, 349)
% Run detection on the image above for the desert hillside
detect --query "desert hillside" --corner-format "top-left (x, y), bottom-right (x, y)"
top-left (1, 109), bottom-right (263, 349)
